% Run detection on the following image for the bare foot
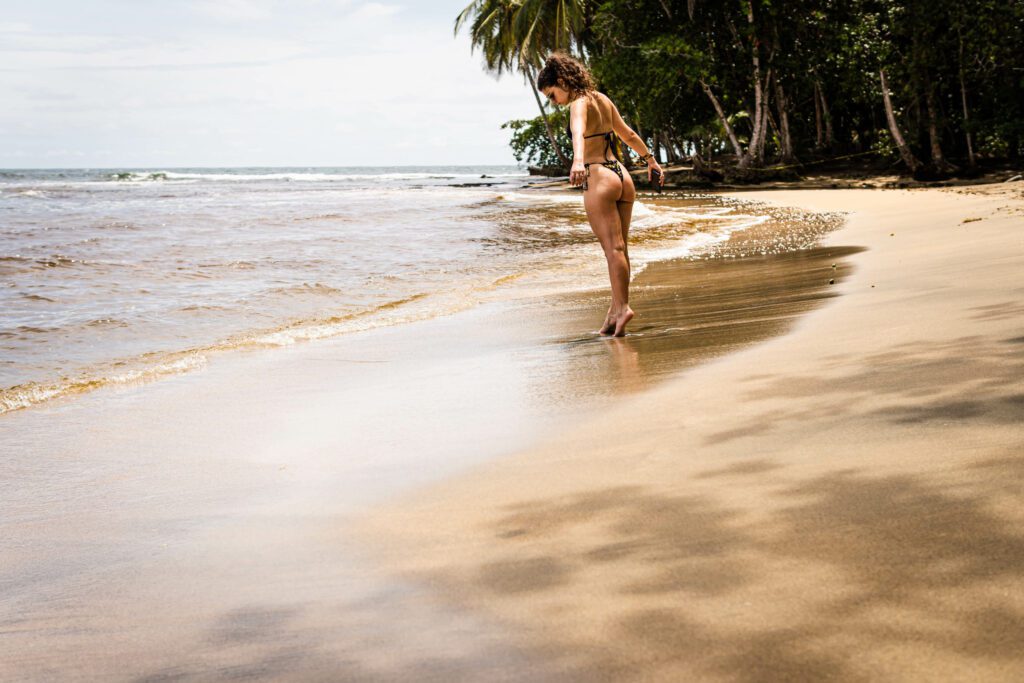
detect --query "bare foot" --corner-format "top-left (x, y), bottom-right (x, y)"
top-left (599, 309), bottom-right (615, 335)
top-left (613, 306), bottom-right (634, 337)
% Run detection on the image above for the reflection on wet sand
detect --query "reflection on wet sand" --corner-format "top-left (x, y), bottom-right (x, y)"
top-left (538, 244), bottom-right (864, 401)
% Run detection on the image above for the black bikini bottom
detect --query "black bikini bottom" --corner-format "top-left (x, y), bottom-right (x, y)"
top-left (582, 160), bottom-right (623, 191)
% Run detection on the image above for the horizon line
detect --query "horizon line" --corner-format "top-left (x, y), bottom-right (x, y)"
top-left (1, 163), bottom-right (525, 171)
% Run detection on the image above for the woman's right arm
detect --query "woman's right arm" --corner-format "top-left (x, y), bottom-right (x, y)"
top-left (609, 98), bottom-right (665, 185)
top-left (568, 98), bottom-right (588, 187)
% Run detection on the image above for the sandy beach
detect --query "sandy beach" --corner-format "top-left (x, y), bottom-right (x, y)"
top-left (360, 183), bottom-right (1024, 681)
top-left (0, 190), bottom-right (853, 681)
top-left (6, 0), bottom-right (1022, 678)
top-left (2, 182), bottom-right (1021, 680)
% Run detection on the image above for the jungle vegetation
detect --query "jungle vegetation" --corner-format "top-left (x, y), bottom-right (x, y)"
top-left (457, 0), bottom-right (1024, 178)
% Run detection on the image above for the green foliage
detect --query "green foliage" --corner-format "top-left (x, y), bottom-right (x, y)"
top-left (502, 108), bottom-right (572, 168)
top-left (463, 0), bottom-right (1024, 171)
top-left (870, 129), bottom-right (899, 161)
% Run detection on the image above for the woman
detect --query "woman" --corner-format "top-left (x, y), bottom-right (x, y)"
top-left (537, 53), bottom-right (664, 337)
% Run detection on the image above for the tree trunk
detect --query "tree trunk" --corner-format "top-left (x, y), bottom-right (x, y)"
top-left (958, 31), bottom-right (976, 167)
top-left (745, 2), bottom-right (763, 168)
top-left (670, 132), bottom-right (688, 160)
top-left (750, 69), bottom-right (771, 167)
top-left (664, 131), bottom-right (682, 163)
top-left (774, 74), bottom-right (795, 163)
top-left (814, 79), bottom-right (824, 151)
top-left (659, 132), bottom-right (673, 163)
top-left (924, 84), bottom-right (955, 172)
top-left (700, 80), bottom-right (744, 161)
top-left (766, 106), bottom-right (781, 153)
top-left (823, 98), bottom-right (835, 149)
top-left (879, 68), bottom-right (922, 172)
top-left (527, 67), bottom-right (570, 170)
top-left (815, 76), bottom-right (834, 149)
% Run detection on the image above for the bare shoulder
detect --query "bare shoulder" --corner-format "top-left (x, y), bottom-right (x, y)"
top-left (591, 91), bottom-right (619, 125)
top-left (592, 91), bottom-right (618, 110)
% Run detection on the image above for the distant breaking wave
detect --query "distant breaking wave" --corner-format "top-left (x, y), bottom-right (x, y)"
top-left (106, 170), bottom-right (531, 183)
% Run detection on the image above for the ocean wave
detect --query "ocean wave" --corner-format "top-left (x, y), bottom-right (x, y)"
top-left (631, 205), bottom-right (768, 232)
top-left (178, 303), bottom-right (231, 312)
top-left (195, 259), bottom-right (258, 270)
top-left (265, 282), bottom-right (345, 297)
top-left (633, 227), bottom-right (748, 268)
top-left (152, 171), bottom-right (515, 182)
top-left (110, 172), bottom-right (171, 182)
top-left (84, 317), bottom-right (129, 328)
top-left (0, 279), bottom-right (543, 415)
top-left (0, 353), bottom-right (208, 415)
top-left (291, 212), bottom-right (351, 222)
top-left (34, 254), bottom-right (90, 269)
top-left (242, 293), bottom-right (433, 346)
top-left (492, 191), bottom-right (582, 205)
top-left (0, 292), bottom-right (446, 414)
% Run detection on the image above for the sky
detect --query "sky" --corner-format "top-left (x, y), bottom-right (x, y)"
top-left (0, 0), bottom-right (541, 168)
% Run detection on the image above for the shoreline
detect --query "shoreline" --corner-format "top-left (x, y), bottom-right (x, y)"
top-left (524, 162), bottom-right (1024, 193)
top-left (0, 188), bottom-right (827, 416)
top-left (358, 183), bottom-right (1024, 680)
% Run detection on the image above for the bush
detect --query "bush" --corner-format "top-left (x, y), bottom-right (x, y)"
top-left (502, 109), bottom-right (571, 169)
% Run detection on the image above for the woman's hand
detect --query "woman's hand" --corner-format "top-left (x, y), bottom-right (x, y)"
top-left (569, 159), bottom-right (586, 187)
top-left (647, 157), bottom-right (665, 187)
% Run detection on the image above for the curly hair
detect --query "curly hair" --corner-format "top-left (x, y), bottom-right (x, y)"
top-left (536, 52), bottom-right (596, 98)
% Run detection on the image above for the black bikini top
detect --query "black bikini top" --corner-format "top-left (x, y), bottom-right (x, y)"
top-left (566, 122), bottom-right (622, 163)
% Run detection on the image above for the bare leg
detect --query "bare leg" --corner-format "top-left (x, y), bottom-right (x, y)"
top-left (584, 165), bottom-right (633, 336)
top-left (617, 198), bottom-right (634, 281)
top-left (611, 187), bottom-right (636, 336)
top-left (600, 198), bottom-right (635, 335)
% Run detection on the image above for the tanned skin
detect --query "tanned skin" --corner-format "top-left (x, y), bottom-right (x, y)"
top-left (542, 84), bottom-right (664, 336)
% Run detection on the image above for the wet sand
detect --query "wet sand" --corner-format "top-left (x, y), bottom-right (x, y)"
top-left (361, 185), bottom-right (1024, 681)
top-left (0, 198), bottom-right (856, 680)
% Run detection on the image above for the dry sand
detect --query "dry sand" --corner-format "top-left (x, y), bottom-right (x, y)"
top-left (361, 184), bottom-right (1024, 681)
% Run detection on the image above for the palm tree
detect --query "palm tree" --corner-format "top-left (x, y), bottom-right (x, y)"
top-left (455, 0), bottom-right (590, 170)
top-left (511, 0), bottom-right (588, 67)
top-left (455, 0), bottom-right (518, 76)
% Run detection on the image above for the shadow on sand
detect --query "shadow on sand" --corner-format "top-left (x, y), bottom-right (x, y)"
top-left (464, 451), bottom-right (1024, 680)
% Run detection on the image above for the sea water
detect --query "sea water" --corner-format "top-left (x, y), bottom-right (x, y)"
top-left (0, 166), bottom-right (767, 413)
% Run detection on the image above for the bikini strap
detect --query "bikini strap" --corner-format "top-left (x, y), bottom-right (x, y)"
top-left (602, 132), bottom-right (622, 163)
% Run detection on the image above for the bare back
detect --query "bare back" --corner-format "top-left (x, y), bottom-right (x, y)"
top-left (577, 92), bottom-right (619, 163)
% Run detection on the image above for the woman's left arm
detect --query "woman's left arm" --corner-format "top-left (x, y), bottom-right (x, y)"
top-left (609, 98), bottom-right (664, 185)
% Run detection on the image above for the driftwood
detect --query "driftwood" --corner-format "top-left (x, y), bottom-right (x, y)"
top-left (527, 165), bottom-right (567, 177)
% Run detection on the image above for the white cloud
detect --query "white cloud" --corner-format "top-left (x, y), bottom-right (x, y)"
top-left (350, 3), bottom-right (401, 20)
top-left (0, 21), bottom-right (32, 32)
top-left (189, 0), bottom-right (274, 23)
top-left (0, 2), bottom-right (537, 167)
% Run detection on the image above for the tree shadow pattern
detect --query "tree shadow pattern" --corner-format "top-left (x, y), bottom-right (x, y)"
top-left (705, 334), bottom-right (1024, 445)
top-left (460, 456), bottom-right (1024, 681)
